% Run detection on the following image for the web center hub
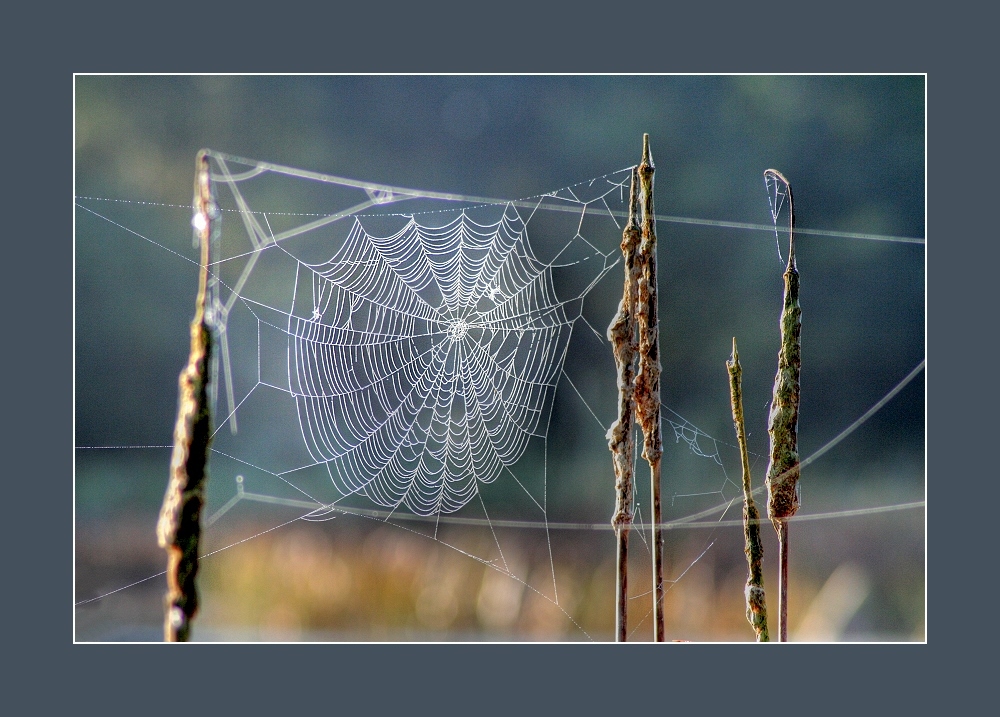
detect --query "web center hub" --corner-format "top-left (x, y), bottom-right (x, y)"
top-left (446, 318), bottom-right (470, 342)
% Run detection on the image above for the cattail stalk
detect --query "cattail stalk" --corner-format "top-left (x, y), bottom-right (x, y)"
top-left (156, 150), bottom-right (216, 642)
top-left (763, 169), bottom-right (801, 642)
top-left (607, 167), bottom-right (641, 642)
top-left (634, 135), bottom-right (665, 642)
top-left (727, 338), bottom-right (769, 642)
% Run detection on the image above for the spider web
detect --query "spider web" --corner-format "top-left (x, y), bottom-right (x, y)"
top-left (195, 150), bottom-right (709, 634)
top-left (288, 206), bottom-right (576, 517)
top-left (74, 150), bottom-right (925, 641)
top-left (185, 149), bottom-right (757, 638)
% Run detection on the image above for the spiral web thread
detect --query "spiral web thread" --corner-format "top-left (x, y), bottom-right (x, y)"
top-left (290, 206), bottom-right (578, 517)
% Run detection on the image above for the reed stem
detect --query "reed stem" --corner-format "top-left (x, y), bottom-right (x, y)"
top-left (607, 168), bottom-right (641, 642)
top-left (156, 150), bottom-right (216, 642)
top-left (635, 135), bottom-right (664, 642)
top-left (727, 338), bottom-right (769, 642)
top-left (778, 520), bottom-right (789, 642)
top-left (763, 169), bottom-right (801, 643)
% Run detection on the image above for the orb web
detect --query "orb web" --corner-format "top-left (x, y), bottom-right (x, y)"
top-left (288, 207), bottom-right (576, 516)
top-left (73, 148), bottom-right (925, 641)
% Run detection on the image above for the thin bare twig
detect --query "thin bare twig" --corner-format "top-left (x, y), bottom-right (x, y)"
top-left (156, 150), bottom-right (216, 642)
top-left (634, 135), bottom-right (665, 642)
top-left (727, 338), bottom-right (769, 642)
top-left (607, 167), bottom-right (641, 642)
top-left (763, 169), bottom-right (801, 642)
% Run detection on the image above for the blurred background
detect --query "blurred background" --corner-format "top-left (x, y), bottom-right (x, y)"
top-left (75, 75), bottom-right (924, 642)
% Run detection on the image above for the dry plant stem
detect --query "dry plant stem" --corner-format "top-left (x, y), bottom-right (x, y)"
top-left (607, 167), bottom-right (641, 642)
top-left (778, 520), bottom-right (789, 642)
top-left (762, 169), bottom-right (801, 642)
top-left (156, 151), bottom-right (215, 642)
top-left (634, 135), bottom-right (665, 642)
top-left (727, 338), bottom-right (769, 642)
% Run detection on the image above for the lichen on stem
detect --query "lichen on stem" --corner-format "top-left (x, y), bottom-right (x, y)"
top-left (606, 166), bottom-right (640, 642)
top-left (763, 168), bottom-right (801, 642)
top-left (727, 338), bottom-right (769, 642)
top-left (634, 134), bottom-right (665, 642)
top-left (156, 150), bottom-right (216, 642)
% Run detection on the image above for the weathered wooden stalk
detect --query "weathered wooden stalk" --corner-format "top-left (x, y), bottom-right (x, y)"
top-left (762, 169), bottom-right (801, 642)
top-left (727, 338), bottom-right (769, 642)
top-left (156, 150), bottom-right (216, 642)
top-left (607, 167), bottom-right (641, 642)
top-left (634, 135), bottom-right (665, 642)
